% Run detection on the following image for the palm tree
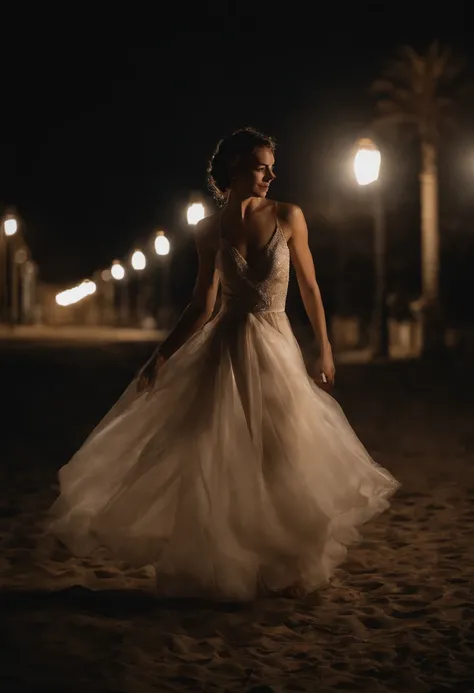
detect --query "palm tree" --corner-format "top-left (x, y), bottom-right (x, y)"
top-left (371, 41), bottom-right (466, 351)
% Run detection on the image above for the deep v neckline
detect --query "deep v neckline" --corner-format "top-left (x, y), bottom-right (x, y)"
top-left (220, 215), bottom-right (283, 268)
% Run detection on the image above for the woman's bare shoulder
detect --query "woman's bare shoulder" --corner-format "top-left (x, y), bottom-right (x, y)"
top-left (274, 202), bottom-right (305, 242)
top-left (274, 200), bottom-right (304, 223)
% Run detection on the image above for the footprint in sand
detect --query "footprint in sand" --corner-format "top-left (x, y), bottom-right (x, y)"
top-left (394, 584), bottom-right (419, 595)
top-left (396, 599), bottom-right (429, 608)
top-left (362, 580), bottom-right (385, 591)
top-left (93, 569), bottom-right (118, 579)
top-left (359, 617), bottom-right (387, 629)
top-left (391, 607), bottom-right (431, 619)
top-left (391, 514), bottom-right (410, 522)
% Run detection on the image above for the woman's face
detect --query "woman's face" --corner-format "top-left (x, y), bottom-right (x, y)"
top-left (232, 146), bottom-right (276, 198)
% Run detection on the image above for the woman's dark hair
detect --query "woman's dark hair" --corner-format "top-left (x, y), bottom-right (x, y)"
top-left (207, 127), bottom-right (276, 205)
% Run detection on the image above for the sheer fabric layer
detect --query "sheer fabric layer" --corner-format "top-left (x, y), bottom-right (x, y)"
top-left (49, 217), bottom-right (399, 600)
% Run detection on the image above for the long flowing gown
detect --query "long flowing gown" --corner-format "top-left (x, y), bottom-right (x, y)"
top-left (49, 219), bottom-right (400, 600)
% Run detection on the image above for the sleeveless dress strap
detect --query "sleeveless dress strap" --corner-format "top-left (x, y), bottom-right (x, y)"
top-left (274, 201), bottom-right (284, 240)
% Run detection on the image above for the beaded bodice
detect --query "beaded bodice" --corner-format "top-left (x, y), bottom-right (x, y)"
top-left (216, 224), bottom-right (290, 314)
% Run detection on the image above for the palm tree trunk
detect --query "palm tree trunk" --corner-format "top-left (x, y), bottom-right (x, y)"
top-left (419, 139), bottom-right (444, 355)
top-left (419, 139), bottom-right (439, 301)
top-left (372, 183), bottom-right (389, 358)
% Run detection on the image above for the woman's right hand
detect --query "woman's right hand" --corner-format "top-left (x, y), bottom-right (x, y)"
top-left (136, 353), bottom-right (167, 395)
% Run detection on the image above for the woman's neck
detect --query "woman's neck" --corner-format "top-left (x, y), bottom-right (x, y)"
top-left (224, 193), bottom-right (262, 220)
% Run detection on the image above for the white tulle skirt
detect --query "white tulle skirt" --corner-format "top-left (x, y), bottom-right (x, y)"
top-left (48, 309), bottom-right (400, 600)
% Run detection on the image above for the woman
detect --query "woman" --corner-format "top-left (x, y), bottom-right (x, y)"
top-left (49, 128), bottom-right (399, 600)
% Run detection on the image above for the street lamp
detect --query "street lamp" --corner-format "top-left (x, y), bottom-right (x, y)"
top-left (354, 139), bottom-right (381, 186)
top-left (154, 230), bottom-right (170, 256)
top-left (354, 138), bottom-right (388, 358)
top-left (186, 202), bottom-right (205, 226)
top-left (55, 279), bottom-right (96, 306)
top-left (111, 260), bottom-right (125, 280)
top-left (130, 250), bottom-right (147, 326)
top-left (3, 216), bottom-right (18, 237)
top-left (1, 213), bottom-right (20, 324)
top-left (153, 231), bottom-right (171, 329)
top-left (110, 261), bottom-right (129, 324)
top-left (131, 250), bottom-right (146, 271)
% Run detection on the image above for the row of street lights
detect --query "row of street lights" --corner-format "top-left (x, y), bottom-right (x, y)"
top-left (0, 158), bottom-right (389, 348)
top-left (104, 231), bottom-right (174, 327)
top-left (2, 155), bottom-right (389, 346)
top-left (53, 203), bottom-right (206, 327)
top-left (104, 229), bottom-right (173, 286)
top-left (0, 211), bottom-right (38, 325)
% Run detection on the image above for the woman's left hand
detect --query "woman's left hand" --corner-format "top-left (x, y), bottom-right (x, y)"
top-left (314, 343), bottom-right (335, 391)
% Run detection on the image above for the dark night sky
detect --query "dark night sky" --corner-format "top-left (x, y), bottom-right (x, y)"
top-left (0, 7), bottom-right (471, 297)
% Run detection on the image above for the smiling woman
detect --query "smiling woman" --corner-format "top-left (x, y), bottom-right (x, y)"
top-left (48, 126), bottom-right (400, 602)
top-left (207, 127), bottom-right (276, 206)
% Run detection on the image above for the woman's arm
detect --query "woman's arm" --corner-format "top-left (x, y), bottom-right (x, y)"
top-left (157, 217), bottom-right (220, 360)
top-left (282, 203), bottom-right (335, 386)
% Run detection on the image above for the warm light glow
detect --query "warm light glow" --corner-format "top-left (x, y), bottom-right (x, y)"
top-left (154, 231), bottom-right (170, 256)
top-left (101, 269), bottom-right (112, 282)
top-left (55, 280), bottom-right (96, 306)
top-left (111, 261), bottom-right (125, 280)
top-left (4, 217), bottom-right (18, 236)
top-left (354, 138), bottom-right (381, 186)
top-left (187, 202), bottom-right (205, 225)
top-left (131, 249), bottom-right (146, 271)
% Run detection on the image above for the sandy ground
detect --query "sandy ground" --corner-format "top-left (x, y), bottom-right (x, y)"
top-left (1, 340), bottom-right (473, 692)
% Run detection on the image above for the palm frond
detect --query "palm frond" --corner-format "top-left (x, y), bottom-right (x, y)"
top-left (370, 41), bottom-right (466, 141)
top-left (372, 114), bottom-right (418, 145)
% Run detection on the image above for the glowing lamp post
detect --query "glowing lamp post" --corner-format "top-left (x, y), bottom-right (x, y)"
top-left (111, 261), bottom-right (125, 280)
top-left (354, 139), bottom-right (381, 186)
top-left (154, 230), bottom-right (170, 256)
top-left (154, 231), bottom-right (171, 329)
top-left (1, 213), bottom-right (21, 324)
top-left (186, 202), bottom-right (205, 226)
top-left (354, 138), bottom-right (388, 358)
top-left (3, 216), bottom-right (18, 237)
top-left (130, 250), bottom-right (147, 326)
top-left (55, 279), bottom-right (97, 307)
top-left (131, 250), bottom-right (146, 271)
top-left (110, 261), bottom-right (129, 325)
